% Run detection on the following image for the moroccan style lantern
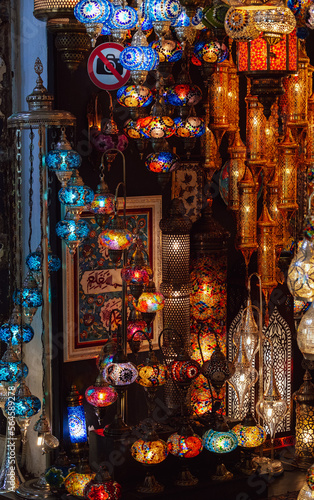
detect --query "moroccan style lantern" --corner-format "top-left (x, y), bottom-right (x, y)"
top-left (293, 371), bottom-right (314, 466)
top-left (66, 385), bottom-right (88, 456)
top-left (237, 31), bottom-right (298, 118)
top-left (257, 204), bottom-right (277, 305)
top-left (237, 166), bottom-right (258, 268)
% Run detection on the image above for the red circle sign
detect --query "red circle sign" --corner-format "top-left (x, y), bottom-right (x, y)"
top-left (88, 42), bottom-right (130, 91)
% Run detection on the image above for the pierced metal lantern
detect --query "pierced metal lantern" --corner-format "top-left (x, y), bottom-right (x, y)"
top-left (293, 371), bottom-right (314, 466)
top-left (33, 0), bottom-right (78, 21)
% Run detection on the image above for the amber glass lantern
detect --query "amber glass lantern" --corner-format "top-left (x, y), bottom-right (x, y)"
top-left (227, 129), bottom-right (246, 214)
top-left (277, 128), bottom-right (298, 215)
top-left (267, 169), bottom-right (285, 257)
top-left (293, 371), bottom-right (314, 466)
top-left (237, 166), bottom-right (258, 268)
top-left (257, 204), bottom-right (277, 305)
top-left (245, 92), bottom-right (266, 172)
top-left (227, 42), bottom-right (240, 136)
top-left (285, 40), bottom-right (309, 134)
top-left (208, 59), bottom-right (230, 147)
top-left (237, 31), bottom-right (298, 118)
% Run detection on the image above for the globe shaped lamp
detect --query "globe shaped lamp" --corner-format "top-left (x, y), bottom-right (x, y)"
top-left (88, 179), bottom-right (115, 229)
top-left (84, 466), bottom-right (122, 500)
top-left (103, 352), bottom-right (138, 388)
top-left (117, 85), bottom-right (153, 120)
top-left (85, 373), bottom-right (118, 423)
top-left (135, 287), bottom-right (165, 313)
top-left (46, 128), bottom-right (82, 186)
top-left (202, 415), bottom-right (238, 481)
top-left (74, 0), bottom-right (113, 46)
top-left (5, 380), bottom-right (41, 418)
top-left (0, 308), bottom-right (34, 345)
top-left (13, 272), bottom-right (43, 310)
top-left (131, 435), bottom-right (168, 465)
top-left (170, 350), bottom-right (201, 388)
top-left (56, 212), bottom-right (90, 255)
top-left (232, 412), bottom-right (266, 475)
top-left (0, 346), bottom-right (28, 385)
top-left (58, 170), bottom-right (94, 219)
top-left (65, 471), bottom-right (96, 498)
top-left (26, 245), bottom-right (61, 287)
top-left (99, 213), bottom-right (133, 252)
top-left (201, 343), bottom-right (234, 399)
top-left (120, 28), bottom-right (159, 85)
top-left (137, 350), bottom-right (168, 389)
top-left (167, 425), bottom-right (203, 487)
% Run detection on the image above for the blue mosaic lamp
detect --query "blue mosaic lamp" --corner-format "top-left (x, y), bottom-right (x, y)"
top-left (172, 6), bottom-right (190, 27)
top-left (0, 308), bottom-right (34, 345)
top-left (117, 84), bottom-right (153, 120)
top-left (202, 415), bottom-right (238, 480)
top-left (56, 213), bottom-right (90, 255)
top-left (58, 170), bottom-right (94, 219)
top-left (74, 0), bottom-right (113, 46)
top-left (26, 245), bottom-right (61, 287)
top-left (120, 28), bottom-right (159, 85)
top-left (13, 272), bottom-right (43, 325)
top-left (111, 4), bottom-right (137, 29)
top-left (67, 385), bottom-right (88, 456)
top-left (5, 380), bottom-right (41, 418)
top-left (46, 129), bottom-right (82, 187)
top-left (145, 0), bottom-right (182, 39)
top-left (0, 346), bottom-right (28, 385)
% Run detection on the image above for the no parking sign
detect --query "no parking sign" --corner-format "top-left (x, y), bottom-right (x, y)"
top-left (87, 42), bottom-right (130, 91)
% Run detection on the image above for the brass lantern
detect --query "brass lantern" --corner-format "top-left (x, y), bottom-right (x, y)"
top-left (267, 169), bottom-right (285, 258)
top-left (293, 371), bottom-right (314, 467)
top-left (208, 59), bottom-right (230, 147)
top-left (257, 204), bottom-right (277, 306)
top-left (227, 129), bottom-right (246, 214)
top-left (237, 165), bottom-right (258, 268)
top-left (245, 91), bottom-right (266, 174)
top-left (33, 0), bottom-right (78, 21)
top-left (277, 128), bottom-right (298, 216)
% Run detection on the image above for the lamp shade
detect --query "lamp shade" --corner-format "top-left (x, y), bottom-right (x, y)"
top-left (99, 214), bottom-right (133, 251)
top-left (131, 437), bottom-right (168, 464)
top-left (103, 361), bottom-right (138, 387)
top-left (297, 302), bottom-right (314, 360)
top-left (85, 384), bottom-right (118, 408)
top-left (0, 358), bottom-right (28, 384)
top-left (5, 381), bottom-right (41, 418)
top-left (117, 85), bottom-right (153, 108)
top-left (165, 84), bottom-right (202, 107)
top-left (167, 432), bottom-right (203, 458)
top-left (67, 385), bottom-right (88, 444)
top-left (84, 467), bottom-right (121, 500)
top-left (145, 151), bottom-right (180, 174)
top-left (135, 290), bottom-right (165, 312)
top-left (174, 117), bottom-right (205, 138)
top-left (150, 39), bottom-right (182, 62)
top-left (74, 0), bottom-right (112, 24)
top-left (110, 5), bottom-right (137, 29)
top-left (56, 215), bottom-right (90, 254)
top-left (288, 238), bottom-right (314, 302)
top-left (137, 363), bottom-right (168, 388)
top-left (170, 357), bottom-right (200, 385)
top-left (58, 172), bottom-right (94, 207)
top-left (65, 472), bottom-right (96, 498)
top-left (232, 421), bottom-right (266, 448)
top-left (202, 429), bottom-right (238, 453)
top-left (137, 115), bottom-right (175, 139)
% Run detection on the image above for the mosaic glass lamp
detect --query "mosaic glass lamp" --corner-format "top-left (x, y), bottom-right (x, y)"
top-left (5, 380), bottom-right (41, 418)
top-left (137, 114), bottom-right (175, 141)
top-left (150, 39), bottom-right (182, 63)
top-left (202, 414), bottom-right (238, 481)
top-left (65, 470), bottom-right (95, 498)
top-left (0, 346), bottom-right (28, 384)
top-left (120, 28), bottom-right (159, 85)
top-left (0, 308), bottom-right (34, 345)
top-left (85, 378), bottom-right (118, 409)
top-left (165, 83), bottom-right (202, 108)
top-left (56, 212), bottom-right (90, 255)
top-left (131, 434), bottom-right (168, 465)
top-left (121, 238), bottom-right (153, 299)
top-left (84, 466), bottom-right (121, 500)
top-left (117, 84), bottom-right (153, 120)
top-left (167, 426), bottom-right (203, 458)
top-left (145, 150), bottom-right (180, 174)
top-left (99, 212), bottom-right (133, 254)
top-left (88, 178), bottom-right (115, 229)
top-left (67, 385), bottom-right (88, 457)
top-left (44, 451), bottom-right (75, 493)
top-left (144, 0), bottom-right (182, 40)
top-left (46, 128), bottom-right (82, 187)
top-left (136, 348), bottom-right (168, 389)
top-left (170, 349), bottom-right (201, 387)
top-left (135, 286), bottom-right (165, 313)
top-left (26, 245), bottom-right (61, 286)
top-left (174, 115), bottom-right (205, 154)
top-left (110, 3), bottom-right (137, 30)
top-left (13, 272), bottom-right (43, 309)
top-left (232, 412), bottom-right (266, 475)
top-left (103, 354), bottom-right (138, 387)
top-left (127, 309), bottom-right (150, 353)
top-left (58, 170), bottom-right (94, 219)
top-left (74, 0), bottom-right (113, 46)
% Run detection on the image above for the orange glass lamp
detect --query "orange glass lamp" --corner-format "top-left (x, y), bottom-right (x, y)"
top-left (257, 204), bottom-right (277, 311)
top-left (277, 128), bottom-right (298, 217)
top-left (237, 165), bottom-right (258, 271)
top-left (232, 413), bottom-right (266, 475)
top-left (285, 40), bottom-right (309, 136)
top-left (267, 170), bottom-right (285, 259)
top-left (208, 60), bottom-right (230, 147)
top-left (167, 424), bottom-right (203, 487)
top-left (237, 31), bottom-right (298, 118)
top-left (227, 130), bottom-right (246, 214)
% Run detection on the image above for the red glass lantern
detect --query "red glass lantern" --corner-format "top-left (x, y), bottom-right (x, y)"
top-left (85, 382), bottom-right (117, 408)
top-left (84, 467), bottom-right (121, 500)
top-left (237, 30), bottom-right (298, 117)
top-left (167, 428), bottom-right (203, 458)
top-left (170, 350), bottom-right (200, 386)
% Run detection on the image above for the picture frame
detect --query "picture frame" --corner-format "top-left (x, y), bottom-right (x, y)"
top-left (171, 160), bottom-right (203, 223)
top-left (63, 195), bottom-right (163, 362)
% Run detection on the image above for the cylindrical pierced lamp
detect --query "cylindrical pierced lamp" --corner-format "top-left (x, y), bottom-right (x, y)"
top-left (293, 371), bottom-right (314, 467)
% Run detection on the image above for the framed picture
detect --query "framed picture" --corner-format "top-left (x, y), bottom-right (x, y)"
top-left (171, 160), bottom-right (203, 222)
top-left (63, 195), bottom-right (163, 362)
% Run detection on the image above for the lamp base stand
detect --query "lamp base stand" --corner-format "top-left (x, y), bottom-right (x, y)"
top-left (211, 463), bottom-right (233, 482)
top-left (238, 451), bottom-right (258, 476)
top-left (103, 415), bottom-right (130, 437)
top-left (15, 475), bottom-right (56, 500)
top-left (137, 472), bottom-right (164, 494)
top-left (175, 466), bottom-right (198, 487)
top-left (253, 457), bottom-right (284, 476)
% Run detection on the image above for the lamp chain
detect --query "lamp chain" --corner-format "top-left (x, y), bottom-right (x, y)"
top-left (16, 127), bottom-right (24, 364)
top-left (39, 126), bottom-right (46, 412)
top-left (28, 127), bottom-right (34, 255)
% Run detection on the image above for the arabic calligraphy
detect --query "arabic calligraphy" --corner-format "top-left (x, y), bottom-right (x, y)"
top-left (81, 269), bottom-right (122, 294)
